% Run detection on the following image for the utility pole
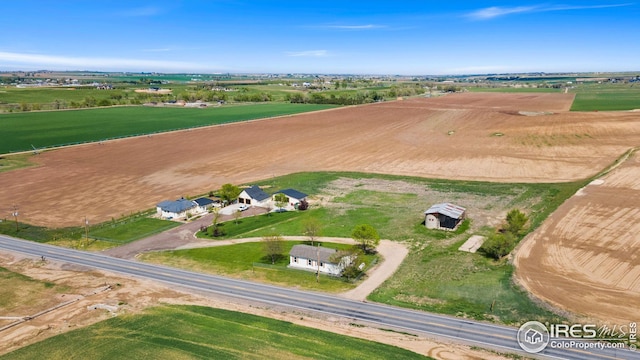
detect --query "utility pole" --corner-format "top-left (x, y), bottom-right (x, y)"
top-left (11, 205), bottom-right (19, 232)
top-left (316, 243), bottom-right (320, 283)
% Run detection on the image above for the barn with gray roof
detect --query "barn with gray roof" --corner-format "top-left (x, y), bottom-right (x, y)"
top-left (424, 203), bottom-right (466, 230)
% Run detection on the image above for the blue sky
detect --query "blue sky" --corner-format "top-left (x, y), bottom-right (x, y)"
top-left (1, 1), bottom-right (638, 75)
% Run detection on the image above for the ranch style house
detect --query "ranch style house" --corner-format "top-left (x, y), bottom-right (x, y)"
top-left (289, 244), bottom-right (352, 276)
top-left (156, 197), bottom-right (216, 220)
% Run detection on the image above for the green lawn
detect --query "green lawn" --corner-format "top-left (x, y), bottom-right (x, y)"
top-left (141, 241), bottom-right (377, 292)
top-left (0, 103), bottom-right (336, 153)
top-left (368, 244), bottom-right (564, 324)
top-left (1, 305), bottom-right (430, 360)
top-left (89, 217), bottom-right (180, 243)
top-left (200, 211), bottom-right (306, 239)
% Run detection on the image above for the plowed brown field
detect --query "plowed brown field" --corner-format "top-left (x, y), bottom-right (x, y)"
top-left (514, 151), bottom-right (640, 324)
top-left (2, 92), bottom-right (639, 228)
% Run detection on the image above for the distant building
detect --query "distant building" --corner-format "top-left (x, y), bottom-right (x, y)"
top-left (424, 203), bottom-right (466, 230)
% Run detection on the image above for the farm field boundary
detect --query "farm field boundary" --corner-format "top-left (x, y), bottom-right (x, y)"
top-left (0, 103), bottom-right (337, 154)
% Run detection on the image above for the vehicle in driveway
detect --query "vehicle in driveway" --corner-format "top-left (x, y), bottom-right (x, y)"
top-left (238, 204), bottom-right (249, 211)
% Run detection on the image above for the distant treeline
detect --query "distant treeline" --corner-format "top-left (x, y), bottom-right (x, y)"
top-left (1, 82), bottom-right (435, 112)
top-left (286, 85), bottom-right (427, 105)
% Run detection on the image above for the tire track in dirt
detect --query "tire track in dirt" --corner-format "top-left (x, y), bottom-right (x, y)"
top-left (514, 151), bottom-right (640, 324)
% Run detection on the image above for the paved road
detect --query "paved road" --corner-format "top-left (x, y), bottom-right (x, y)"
top-left (0, 235), bottom-right (637, 360)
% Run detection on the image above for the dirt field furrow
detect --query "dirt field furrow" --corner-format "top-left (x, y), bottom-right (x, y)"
top-left (514, 151), bottom-right (640, 324)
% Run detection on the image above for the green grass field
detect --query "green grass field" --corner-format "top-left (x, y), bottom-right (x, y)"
top-left (0, 103), bottom-right (336, 153)
top-left (1, 305), bottom-right (430, 360)
top-left (89, 217), bottom-right (180, 243)
top-left (0, 86), bottom-right (116, 105)
top-left (141, 240), bottom-right (377, 292)
top-left (464, 82), bottom-right (640, 111)
top-left (0, 266), bottom-right (69, 315)
top-left (570, 83), bottom-right (640, 111)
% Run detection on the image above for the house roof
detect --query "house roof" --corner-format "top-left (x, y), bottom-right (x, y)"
top-left (290, 244), bottom-right (338, 264)
top-left (242, 185), bottom-right (270, 201)
top-left (424, 203), bottom-right (466, 219)
top-left (193, 197), bottom-right (215, 206)
top-left (157, 198), bottom-right (196, 213)
top-left (276, 188), bottom-right (308, 200)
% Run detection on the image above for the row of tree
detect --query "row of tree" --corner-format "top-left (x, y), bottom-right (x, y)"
top-left (285, 85), bottom-right (427, 105)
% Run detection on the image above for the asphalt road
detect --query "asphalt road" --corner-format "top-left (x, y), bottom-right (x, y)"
top-left (0, 235), bottom-right (637, 360)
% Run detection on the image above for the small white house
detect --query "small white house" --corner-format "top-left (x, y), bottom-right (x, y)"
top-left (424, 203), bottom-right (466, 230)
top-left (237, 185), bottom-right (271, 207)
top-left (156, 198), bottom-right (197, 220)
top-left (193, 197), bottom-right (216, 213)
top-left (289, 244), bottom-right (352, 276)
top-left (273, 188), bottom-right (308, 210)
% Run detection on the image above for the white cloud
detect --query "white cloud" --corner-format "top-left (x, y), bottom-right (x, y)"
top-left (467, 6), bottom-right (537, 20)
top-left (466, 3), bottom-right (634, 20)
top-left (0, 51), bottom-right (214, 72)
top-left (285, 50), bottom-right (329, 57)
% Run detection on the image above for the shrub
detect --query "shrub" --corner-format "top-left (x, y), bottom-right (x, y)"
top-left (480, 232), bottom-right (516, 260)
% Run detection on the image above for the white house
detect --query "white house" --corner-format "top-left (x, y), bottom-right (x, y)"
top-left (237, 185), bottom-right (271, 207)
top-left (193, 197), bottom-right (216, 213)
top-left (424, 203), bottom-right (466, 230)
top-left (273, 188), bottom-right (308, 210)
top-left (156, 198), bottom-right (197, 220)
top-left (289, 244), bottom-right (352, 276)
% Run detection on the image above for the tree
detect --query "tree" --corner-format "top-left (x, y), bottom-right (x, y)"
top-left (297, 199), bottom-right (309, 210)
top-left (208, 207), bottom-right (224, 237)
top-left (479, 232), bottom-right (516, 260)
top-left (302, 218), bottom-right (321, 246)
top-left (274, 193), bottom-right (288, 210)
top-left (331, 248), bottom-right (363, 280)
top-left (505, 209), bottom-right (529, 235)
top-left (219, 183), bottom-right (241, 205)
top-left (351, 224), bottom-right (380, 254)
top-left (233, 209), bottom-right (242, 224)
top-left (262, 234), bottom-right (284, 264)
